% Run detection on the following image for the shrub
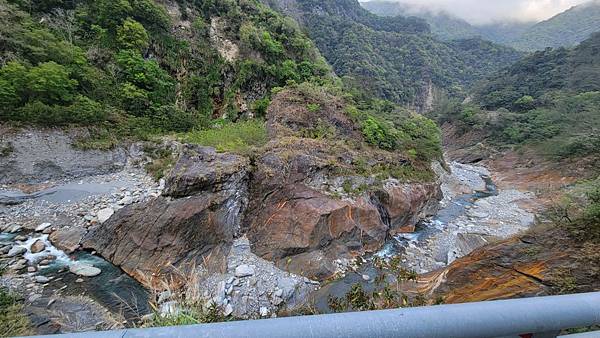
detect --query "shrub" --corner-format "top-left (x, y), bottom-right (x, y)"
top-left (361, 117), bottom-right (398, 151)
top-left (180, 120), bottom-right (268, 154)
top-left (26, 62), bottom-right (78, 105)
top-left (0, 288), bottom-right (31, 337)
top-left (117, 18), bottom-right (149, 51)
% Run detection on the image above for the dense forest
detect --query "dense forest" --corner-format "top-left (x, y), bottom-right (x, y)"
top-left (0, 0), bottom-right (442, 163)
top-left (431, 33), bottom-right (600, 158)
top-left (510, 0), bottom-right (600, 52)
top-left (0, 0), bottom-right (332, 133)
top-left (266, 0), bottom-right (523, 110)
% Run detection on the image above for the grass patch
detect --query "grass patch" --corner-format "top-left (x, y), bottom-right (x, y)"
top-left (144, 145), bottom-right (176, 181)
top-left (180, 120), bottom-right (268, 155)
top-left (0, 288), bottom-right (31, 337)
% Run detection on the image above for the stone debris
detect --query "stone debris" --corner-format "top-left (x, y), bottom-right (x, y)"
top-left (97, 208), bottom-right (115, 224)
top-left (69, 263), bottom-right (102, 277)
top-left (35, 223), bottom-right (52, 232)
top-left (235, 265), bottom-right (255, 278)
top-left (397, 162), bottom-right (535, 273)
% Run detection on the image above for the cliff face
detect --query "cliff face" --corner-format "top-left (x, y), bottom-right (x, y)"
top-left (421, 225), bottom-right (599, 303)
top-left (83, 87), bottom-right (442, 283)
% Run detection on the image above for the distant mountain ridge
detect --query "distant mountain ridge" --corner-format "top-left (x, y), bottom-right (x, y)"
top-left (264, 0), bottom-right (523, 111)
top-left (361, 0), bottom-right (600, 51)
top-left (510, 0), bottom-right (600, 51)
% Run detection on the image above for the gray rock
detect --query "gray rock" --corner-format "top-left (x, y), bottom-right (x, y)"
top-left (118, 196), bottom-right (134, 205)
top-left (35, 275), bottom-right (50, 283)
top-left (35, 222), bottom-right (52, 232)
top-left (7, 246), bottom-right (26, 257)
top-left (235, 265), bottom-right (255, 278)
top-left (69, 263), bottom-right (102, 277)
top-left (223, 303), bottom-right (234, 316)
top-left (97, 208), bottom-right (114, 224)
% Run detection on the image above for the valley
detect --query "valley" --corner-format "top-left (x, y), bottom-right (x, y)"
top-left (0, 0), bottom-right (599, 336)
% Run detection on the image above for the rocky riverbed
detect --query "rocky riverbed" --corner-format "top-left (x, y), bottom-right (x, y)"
top-left (393, 162), bottom-right (536, 274)
top-left (0, 167), bottom-right (163, 333)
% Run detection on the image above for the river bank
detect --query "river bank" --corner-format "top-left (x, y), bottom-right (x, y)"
top-left (310, 160), bottom-right (538, 311)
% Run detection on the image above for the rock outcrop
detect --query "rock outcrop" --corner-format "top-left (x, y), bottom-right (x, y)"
top-left (83, 146), bottom-right (250, 283)
top-left (84, 88), bottom-right (442, 285)
top-left (0, 127), bottom-right (127, 184)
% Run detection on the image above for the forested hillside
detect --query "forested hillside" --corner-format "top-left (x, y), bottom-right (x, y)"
top-left (432, 33), bottom-right (600, 159)
top-left (510, 0), bottom-right (600, 51)
top-left (360, 0), bottom-right (480, 41)
top-left (265, 0), bottom-right (523, 111)
top-left (0, 0), bottom-right (331, 135)
top-left (362, 0), bottom-right (600, 52)
top-left (0, 0), bottom-right (444, 168)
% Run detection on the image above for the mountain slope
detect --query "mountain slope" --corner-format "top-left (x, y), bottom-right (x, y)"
top-left (0, 0), bottom-right (332, 132)
top-left (474, 32), bottom-right (600, 109)
top-left (360, 0), bottom-right (480, 41)
top-left (360, 0), bottom-right (535, 44)
top-left (361, 0), bottom-right (600, 52)
top-left (511, 0), bottom-right (600, 51)
top-left (430, 33), bottom-right (600, 160)
top-left (265, 0), bottom-right (523, 111)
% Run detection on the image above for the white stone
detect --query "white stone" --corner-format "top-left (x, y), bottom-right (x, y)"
top-left (35, 275), bottom-right (50, 283)
top-left (223, 304), bottom-right (234, 316)
top-left (35, 223), bottom-right (52, 232)
top-left (97, 208), bottom-right (114, 224)
top-left (259, 306), bottom-right (269, 317)
top-left (118, 196), bottom-right (134, 205)
top-left (69, 262), bottom-right (102, 277)
top-left (235, 264), bottom-right (255, 278)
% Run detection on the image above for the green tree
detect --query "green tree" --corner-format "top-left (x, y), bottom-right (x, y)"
top-left (26, 62), bottom-right (77, 104)
top-left (117, 18), bottom-right (149, 51)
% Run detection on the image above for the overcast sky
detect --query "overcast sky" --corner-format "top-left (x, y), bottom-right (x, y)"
top-left (382, 0), bottom-right (594, 24)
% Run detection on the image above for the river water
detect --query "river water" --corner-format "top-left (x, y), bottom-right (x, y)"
top-left (312, 173), bottom-right (499, 312)
top-left (0, 179), bottom-right (152, 323)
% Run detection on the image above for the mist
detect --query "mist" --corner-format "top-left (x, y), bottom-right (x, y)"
top-left (374, 0), bottom-right (594, 25)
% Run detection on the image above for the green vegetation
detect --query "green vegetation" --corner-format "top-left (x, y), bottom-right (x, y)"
top-left (0, 288), bottom-right (31, 337)
top-left (180, 120), bottom-right (268, 154)
top-left (144, 302), bottom-right (225, 327)
top-left (509, 1), bottom-right (600, 52)
top-left (327, 257), bottom-right (428, 313)
top-left (430, 33), bottom-right (600, 159)
top-left (144, 145), bottom-right (176, 180)
top-left (363, 0), bottom-right (600, 52)
top-left (275, 0), bottom-right (522, 107)
top-left (0, 0), bottom-right (330, 141)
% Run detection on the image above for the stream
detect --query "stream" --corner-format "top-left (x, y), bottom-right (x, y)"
top-left (312, 168), bottom-right (505, 312)
top-left (0, 174), bottom-right (155, 326)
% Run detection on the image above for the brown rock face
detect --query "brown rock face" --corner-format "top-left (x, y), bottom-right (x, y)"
top-left (419, 225), bottom-right (600, 304)
top-left (83, 146), bottom-right (249, 283)
top-left (49, 227), bottom-right (87, 253)
top-left (247, 181), bottom-right (440, 279)
top-left (245, 134), bottom-right (441, 280)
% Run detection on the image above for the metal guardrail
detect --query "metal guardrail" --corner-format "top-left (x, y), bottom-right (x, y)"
top-left (24, 292), bottom-right (600, 338)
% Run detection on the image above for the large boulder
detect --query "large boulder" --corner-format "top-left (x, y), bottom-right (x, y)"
top-left (245, 135), bottom-right (441, 280)
top-left (83, 146), bottom-right (250, 284)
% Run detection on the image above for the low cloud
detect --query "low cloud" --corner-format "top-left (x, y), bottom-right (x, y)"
top-left (384, 0), bottom-right (593, 24)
